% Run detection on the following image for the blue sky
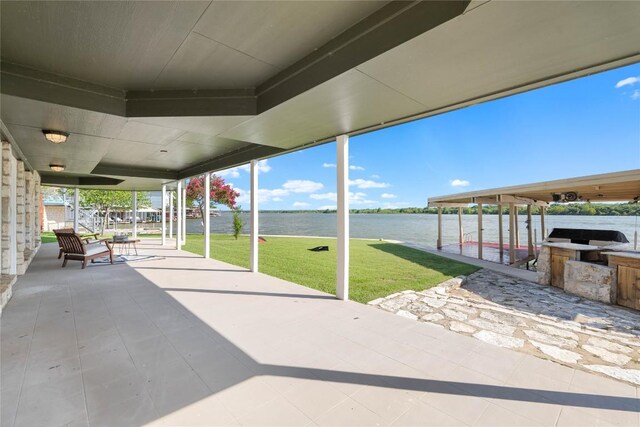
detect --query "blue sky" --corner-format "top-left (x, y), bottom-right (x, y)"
top-left (218, 63), bottom-right (640, 210)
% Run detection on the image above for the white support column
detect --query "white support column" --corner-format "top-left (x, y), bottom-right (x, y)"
top-left (73, 187), bottom-right (80, 232)
top-left (204, 173), bottom-right (211, 259)
top-left (509, 203), bottom-right (516, 264)
top-left (182, 183), bottom-right (187, 244)
top-left (176, 181), bottom-right (182, 250)
top-left (250, 161), bottom-right (259, 272)
top-left (477, 203), bottom-right (483, 260)
top-left (436, 207), bottom-right (443, 249)
top-left (336, 135), bottom-right (349, 301)
top-left (169, 192), bottom-right (174, 239)
top-left (161, 185), bottom-right (167, 246)
top-left (132, 190), bottom-right (138, 239)
top-left (498, 204), bottom-right (504, 256)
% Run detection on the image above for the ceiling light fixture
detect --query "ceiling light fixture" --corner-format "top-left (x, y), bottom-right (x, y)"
top-left (42, 130), bottom-right (69, 144)
top-left (49, 163), bottom-right (65, 172)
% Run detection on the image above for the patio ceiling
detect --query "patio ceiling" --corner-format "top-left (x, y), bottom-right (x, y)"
top-left (1, 1), bottom-right (639, 190)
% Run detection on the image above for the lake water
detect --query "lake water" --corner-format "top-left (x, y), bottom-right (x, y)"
top-left (181, 212), bottom-right (639, 247)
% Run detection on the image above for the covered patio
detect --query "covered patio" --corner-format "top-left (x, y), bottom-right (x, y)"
top-left (2, 240), bottom-right (639, 426)
top-left (2, 1), bottom-right (640, 425)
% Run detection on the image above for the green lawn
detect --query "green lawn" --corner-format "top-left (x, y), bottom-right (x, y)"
top-left (183, 234), bottom-right (479, 303)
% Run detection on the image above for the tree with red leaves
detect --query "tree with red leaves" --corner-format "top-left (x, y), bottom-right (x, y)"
top-left (186, 175), bottom-right (240, 233)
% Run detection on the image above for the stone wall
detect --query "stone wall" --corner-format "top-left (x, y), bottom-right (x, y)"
top-left (15, 161), bottom-right (26, 275)
top-left (536, 245), bottom-right (551, 285)
top-left (43, 205), bottom-right (68, 231)
top-left (564, 260), bottom-right (616, 304)
top-left (34, 172), bottom-right (41, 244)
top-left (1, 142), bottom-right (16, 276)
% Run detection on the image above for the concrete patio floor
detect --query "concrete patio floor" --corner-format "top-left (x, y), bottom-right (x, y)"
top-left (1, 240), bottom-right (638, 427)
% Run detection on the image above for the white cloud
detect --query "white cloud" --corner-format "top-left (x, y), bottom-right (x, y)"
top-left (632, 89), bottom-right (640, 101)
top-left (322, 163), bottom-right (336, 168)
top-left (318, 205), bottom-right (337, 210)
top-left (381, 193), bottom-right (397, 199)
top-left (281, 180), bottom-right (324, 193)
top-left (310, 191), bottom-right (376, 205)
top-left (217, 159), bottom-right (271, 178)
top-left (310, 192), bottom-right (337, 201)
top-left (293, 202), bottom-right (310, 208)
top-left (349, 178), bottom-right (390, 189)
top-left (217, 168), bottom-right (241, 178)
top-left (370, 174), bottom-right (380, 179)
top-left (350, 192), bottom-right (377, 205)
top-left (349, 165), bottom-right (365, 171)
top-left (615, 76), bottom-right (640, 88)
top-left (450, 179), bottom-right (470, 187)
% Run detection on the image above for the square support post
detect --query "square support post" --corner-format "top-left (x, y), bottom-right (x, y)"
top-left (436, 207), bottom-right (443, 249)
top-left (161, 185), bottom-right (167, 246)
top-left (250, 161), bottom-right (259, 272)
top-left (182, 184), bottom-right (187, 245)
top-left (204, 173), bottom-right (211, 259)
top-left (169, 192), bottom-right (174, 239)
top-left (73, 187), bottom-right (80, 233)
top-left (509, 203), bottom-right (516, 264)
top-left (176, 181), bottom-right (182, 250)
top-left (132, 190), bottom-right (137, 239)
top-left (336, 135), bottom-right (349, 301)
top-left (477, 203), bottom-right (483, 260)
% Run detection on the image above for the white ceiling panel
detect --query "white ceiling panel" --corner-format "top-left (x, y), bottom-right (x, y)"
top-left (357, 1), bottom-right (640, 110)
top-left (221, 69), bottom-right (426, 148)
top-left (132, 116), bottom-right (253, 137)
top-left (194, 1), bottom-right (384, 69)
top-left (1, 95), bottom-right (127, 139)
top-left (154, 32), bottom-right (279, 89)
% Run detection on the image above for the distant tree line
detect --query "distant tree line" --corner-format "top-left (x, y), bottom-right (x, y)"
top-left (265, 203), bottom-right (640, 216)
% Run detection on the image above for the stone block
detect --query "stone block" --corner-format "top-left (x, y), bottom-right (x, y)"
top-left (537, 246), bottom-right (551, 285)
top-left (563, 261), bottom-right (616, 304)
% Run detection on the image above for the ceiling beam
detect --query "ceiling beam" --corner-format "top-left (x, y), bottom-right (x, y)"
top-left (40, 174), bottom-right (124, 187)
top-left (256, 0), bottom-right (471, 113)
top-left (0, 62), bottom-right (126, 116)
top-left (91, 164), bottom-right (178, 180)
top-left (178, 144), bottom-right (285, 179)
top-left (126, 89), bottom-right (256, 117)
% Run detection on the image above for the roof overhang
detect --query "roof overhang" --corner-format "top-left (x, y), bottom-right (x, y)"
top-left (2, 1), bottom-right (639, 190)
top-left (428, 169), bottom-right (640, 206)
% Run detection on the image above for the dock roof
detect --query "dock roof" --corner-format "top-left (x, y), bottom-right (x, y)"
top-left (428, 169), bottom-right (640, 206)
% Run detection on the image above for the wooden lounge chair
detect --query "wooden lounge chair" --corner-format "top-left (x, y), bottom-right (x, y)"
top-left (53, 228), bottom-right (100, 259)
top-left (57, 233), bottom-right (113, 269)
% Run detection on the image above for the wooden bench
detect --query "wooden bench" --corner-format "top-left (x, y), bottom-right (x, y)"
top-left (56, 233), bottom-right (113, 269)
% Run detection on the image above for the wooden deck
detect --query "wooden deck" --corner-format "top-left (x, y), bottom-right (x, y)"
top-left (439, 242), bottom-right (536, 266)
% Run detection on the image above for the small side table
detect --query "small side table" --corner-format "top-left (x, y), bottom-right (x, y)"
top-left (111, 239), bottom-right (140, 256)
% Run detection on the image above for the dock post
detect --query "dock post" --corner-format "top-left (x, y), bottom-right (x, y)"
top-left (477, 203), bottom-right (483, 260)
top-left (498, 203), bottom-right (504, 256)
top-left (508, 203), bottom-right (516, 264)
top-left (437, 207), bottom-right (443, 249)
top-left (527, 204), bottom-right (533, 257)
top-left (514, 207), bottom-right (520, 248)
top-left (540, 206), bottom-right (546, 240)
top-left (458, 207), bottom-right (463, 246)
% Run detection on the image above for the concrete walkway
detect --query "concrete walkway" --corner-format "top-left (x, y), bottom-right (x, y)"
top-left (1, 241), bottom-right (638, 426)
